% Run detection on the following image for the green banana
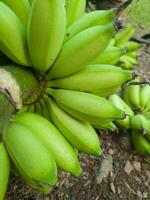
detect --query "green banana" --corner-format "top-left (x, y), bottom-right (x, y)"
top-left (13, 112), bottom-right (82, 176)
top-left (0, 143), bottom-right (10, 200)
top-left (64, 9), bottom-right (116, 42)
top-left (27, 103), bottom-right (35, 113)
top-left (4, 122), bottom-right (57, 192)
top-left (39, 97), bottom-right (50, 120)
top-left (43, 95), bottom-right (53, 122)
top-left (1, 0), bottom-right (30, 26)
top-left (92, 122), bottom-right (117, 132)
top-left (131, 114), bottom-right (149, 130)
top-left (34, 101), bottom-right (42, 115)
top-left (107, 38), bottom-right (115, 48)
top-left (66, 0), bottom-right (86, 27)
top-left (140, 84), bottom-right (150, 110)
top-left (132, 131), bottom-right (150, 155)
top-left (0, 2), bottom-right (31, 66)
top-left (92, 47), bottom-right (125, 65)
top-left (48, 65), bottom-right (132, 94)
top-left (119, 60), bottom-right (134, 70)
top-left (109, 94), bottom-right (134, 116)
top-left (118, 41), bottom-right (141, 52)
top-left (119, 55), bottom-right (138, 69)
top-left (46, 88), bottom-right (125, 124)
top-left (109, 94), bottom-right (134, 129)
top-left (46, 24), bottom-right (115, 80)
top-left (123, 76), bottom-right (141, 110)
top-left (58, 104), bottom-right (115, 125)
top-left (115, 26), bottom-right (135, 45)
top-left (126, 51), bottom-right (138, 59)
top-left (131, 114), bottom-right (150, 142)
top-left (91, 85), bottom-right (121, 97)
top-left (47, 97), bottom-right (102, 156)
top-left (28, 0), bottom-right (66, 72)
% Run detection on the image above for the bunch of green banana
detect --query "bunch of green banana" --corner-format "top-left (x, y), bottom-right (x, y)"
top-left (123, 77), bottom-right (150, 114)
top-left (0, 0), bottom-right (142, 196)
top-left (114, 26), bottom-right (140, 70)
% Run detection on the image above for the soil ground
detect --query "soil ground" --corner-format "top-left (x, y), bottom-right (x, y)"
top-left (5, 2), bottom-right (150, 200)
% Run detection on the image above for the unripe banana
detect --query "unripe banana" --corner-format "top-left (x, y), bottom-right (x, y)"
top-left (107, 38), bottom-right (115, 48)
top-left (66, 0), bottom-right (86, 27)
top-left (119, 55), bottom-right (138, 69)
top-left (130, 114), bottom-right (149, 132)
top-left (13, 113), bottom-right (82, 176)
top-left (132, 131), bottom-right (150, 155)
top-left (92, 47), bottom-right (125, 65)
top-left (34, 101), bottom-right (42, 115)
top-left (46, 24), bottom-right (115, 80)
top-left (140, 84), bottom-right (150, 110)
top-left (27, 104), bottom-right (35, 113)
top-left (109, 94), bottom-right (134, 116)
top-left (126, 51), bottom-right (138, 59)
top-left (109, 94), bottom-right (134, 129)
top-left (115, 26), bottom-right (135, 45)
top-left (46, 88), bottom-right (125, 124)
top-left (92, 122), bottom-right (117, 132)
top-left (65, 9), bottom-right (116, 42)
top-left (39, 97), bottom-right (51, 120)
top-left (0, 2), bottom-right (31, 66)
top-left (28, 0), bottom-right (66, 72)
top-left (0, 143), bottom-right (10, 200)
top-left (48, 65), bottom-right (132, 94)
top-left (47, 97), bottom-right (102, 156)
top-left (92, 85), bottom-right (121, 97)
top-left (1, 0), bottom-right (30, 26)
top-left (118, 41), bottom-right (141, 52)
top-left (131, 114), bottom-right (150, 142)
top-left (123, 76), bottom-right (141, 110)
top-left (4, 122), bottom-right (57, 192)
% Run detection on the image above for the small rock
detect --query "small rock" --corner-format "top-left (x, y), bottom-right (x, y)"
top-left (124, 160), bottom-right (134, 174)
top-left (137, 190), bottom-right (143, 198)
top-left (143, 192), bottom-right (148, 198)
top-left (96, 155), bottom-right (113, 184)
top-left (134, 176), bottom-right (141, 183)
top-left (117, 187), bottom-right (121, 194)
top-left (108, 149), bottom-right (114, 155)
top-left (110, 182), bottom-right (116, 193)
top-left (133, 161), bottom-right (141, 172)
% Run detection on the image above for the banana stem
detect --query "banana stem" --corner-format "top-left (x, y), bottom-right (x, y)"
top-left (122, 81), bottom-right (150, 90)
top-left (0, 65), bottom-right (46, 138)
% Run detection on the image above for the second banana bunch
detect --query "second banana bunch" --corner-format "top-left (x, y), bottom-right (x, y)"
top-left (0, 0), bottom-right (142, 198)
top-left (109, 77), bottom-right (150, 155)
